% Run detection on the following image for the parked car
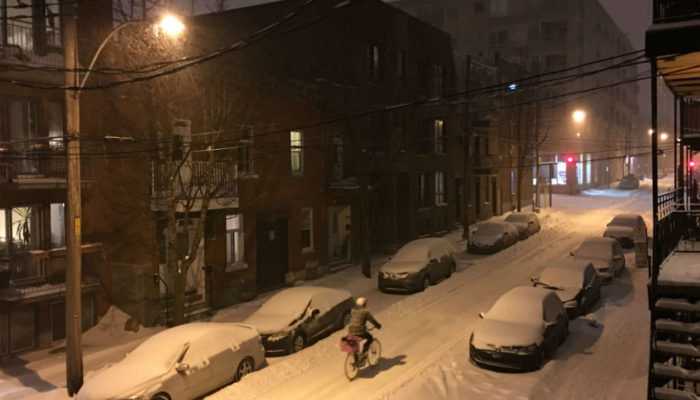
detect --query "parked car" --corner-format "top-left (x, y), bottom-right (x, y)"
top-left (571, 237), bottom-right (625, 281)
top-left (531, 259), bottom-right (601, 318)
top-left (76, 322), bottom-right (265, 400)
top-left (244, 286), bottom-right (354, 355)
top-left (378, 237), bottom-right (456, 292)
top-left (504, 212), bottom-right (541, 239)
top-left (467, 221), bottom-right (519, 254)
top-left (603, 213), bottom-right (647, 248)
top-left (618, 174), bottom-right (640, 190)
top-left (469, 286), bottom-right (569, 371)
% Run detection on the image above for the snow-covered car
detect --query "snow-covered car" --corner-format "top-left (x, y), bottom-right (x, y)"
top-left (571, 237), bottom-right (625, 281)
top-left (76, 322), bottom-right (264, 400)
top-left (504, 212), bottom-right (541, 239)
top-left (467, 221), bottom-right (519, 254)
top-left (244, 286), bottom-right (354, 355)
top-left (469, 286), bottom-right (569, 371)
top-left (618, 174), bottom-right (640, 190)
top-left (531, 259), bottom-right (601, 318)
top-left (378, 237), bottom-right (457, 292)
top-left (603, 213), bottom-right (646, 248)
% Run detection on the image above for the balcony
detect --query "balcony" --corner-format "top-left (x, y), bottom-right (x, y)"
top-left (0, 243), bottom-right (102, 302)
top-left (151, 160), bottom-right (238, 200)
top-left (0, 21), bottom-right (63, 68)
top-left (0, 144), bottom-right (67, 184)
top-left (653, 0), bottom-right (700, 23)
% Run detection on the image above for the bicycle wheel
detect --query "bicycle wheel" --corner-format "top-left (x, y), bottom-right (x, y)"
top-left (344, 353), bottom-right (359, 380)
top-left (367, 339), bottom-right (381, 366)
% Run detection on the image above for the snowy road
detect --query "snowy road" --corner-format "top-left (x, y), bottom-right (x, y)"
top-left (0, 183), bottom-right (657, 400)
top-left (208, 187), bottom-right (654, 400)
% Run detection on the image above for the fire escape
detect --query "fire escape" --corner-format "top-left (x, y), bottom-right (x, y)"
top-left (646, 1), bottom-right (700, 398)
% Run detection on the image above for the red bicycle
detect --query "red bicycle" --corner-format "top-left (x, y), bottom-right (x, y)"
top-left (340, 328), bottom-right (381, 380)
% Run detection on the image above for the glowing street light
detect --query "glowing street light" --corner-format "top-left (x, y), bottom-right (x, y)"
top-left (660, 132), bottom-right (669, 141)
top-left (576, 132), bottom-right (581, 138)
top-left (159, 14), bottom-right (185, 37)
top-left (572, 110), bottom-right (585, 123)
top-left (648, 129), bottom-right (654, 136)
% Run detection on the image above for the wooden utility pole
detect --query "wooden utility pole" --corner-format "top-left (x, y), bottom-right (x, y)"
top-left (63, 2), bottom-right (83, 395)
top-left (462, 56), bottom-right (472, 239)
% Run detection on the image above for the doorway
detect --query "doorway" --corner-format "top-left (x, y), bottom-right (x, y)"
top-left (256, 215), bottom-right (289, 291)
top-left (328, 205), bottom-right (351, 262)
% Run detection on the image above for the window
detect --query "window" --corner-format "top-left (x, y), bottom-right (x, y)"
top-left (368, 44), bottom-right (383, 82)
top-left (238, 126), bottom-right (254, 174)
top-left (490, 30), bottom-right (508, 46)
top-left (8, 98), bottom-right (39, 174)
top-left (226, 214), bottom-right (245, 270)
top-left (301, 208), bottom-right (313, 251)
top-left (527, 23), bottom-right (540, 42)
top-left (510, 170), bottom-right (515, 193)
top-left (0, 209), bottom-right (6, 257)
top-left (397, 50), bottom-right (406, 85)
top-left (433, 119), bottom-right (445, 154)
top-left (11, 206), bottom-right (41, 253)
top-left (431, 64), bottom-right (443, 97)
top-left (489, 0), bottom-right (508, 16)
top-left (417, 6), bottom-right (445, 29)
top-left (331, 134), bottom-right (343, 181)
top-left (49, 203), bottom-right (64, 248)
top-left (3, 0), bottom-right (62, 57)
top-left (418, 173), bottom-right (430, 207)
top-left (541, 21), bottom-right (567, 41)
top-left (290, 130), bottom-right (303, 174)
top-left (435, 172), bottom-right (446, 205)
top-left (47, 101), bottom-right (63, 149)
top-left (497, 30), bottom-right (508, 45)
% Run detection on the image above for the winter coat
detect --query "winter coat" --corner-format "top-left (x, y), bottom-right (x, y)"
top-left (348, 307), bottom-right (379, 335)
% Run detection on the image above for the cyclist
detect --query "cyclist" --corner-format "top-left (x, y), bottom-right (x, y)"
top-left (348, 297), bottom-right (381, 356)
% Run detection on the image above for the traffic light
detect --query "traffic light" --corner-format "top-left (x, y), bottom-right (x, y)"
top-left (565, 154), bottom-right (575, 164)
top-left (690, 160), bottom-right (696, 169)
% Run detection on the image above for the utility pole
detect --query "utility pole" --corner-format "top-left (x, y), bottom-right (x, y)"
top-left (462, 56), bottom-right (472, 239)
top-left (361, 131), bottom-right (371, 278)
top-left (63, 2), bottom-right (83, 395)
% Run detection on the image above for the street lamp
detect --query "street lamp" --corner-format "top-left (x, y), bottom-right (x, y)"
top-left (648, 129), bottom-right (654, 136)
top-left (660, 132), bottom-right (669, 141)
top-left (63, 11), bottom-right (184, 396)
top-left (572, 110), bottom-right (585, 123)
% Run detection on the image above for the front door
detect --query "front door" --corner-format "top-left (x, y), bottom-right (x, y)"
top-left (328, 205), bottom-right (351, 262)
top-left (256, 215), bottom-right (289, 291)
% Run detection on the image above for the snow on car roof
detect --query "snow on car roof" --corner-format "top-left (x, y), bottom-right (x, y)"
top-left (609, 213), bottom-right (641, 226)
top-left (474, 221), bottom-right (506, 236)
top-left (576, 237), bottom-right (615, 255)
top-left (486, 286), bottom-right (552, 326)
top-left (125, 322), bottom-right (256, 368)
top-left (539, 260), bottom-right (590, 288)
top-left (256, 286), bottom-right (350, 318)
top-left (505, 212), bottom-right (528, 222)
top-left (393, 237), bottom-right (451, 262)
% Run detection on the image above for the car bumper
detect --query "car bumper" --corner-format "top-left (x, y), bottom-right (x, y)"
top-left (467, 243), bottom-right (500, 254)
top-left (261, 333), bottom-right (293, 355)
top-left (378, 274), bottom-right (421, 291)
top-left (469, 344), bottom-right (539, 371)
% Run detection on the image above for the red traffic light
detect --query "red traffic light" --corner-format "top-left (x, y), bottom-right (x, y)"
top-left (565, 155), bottom-right (575, 164)
top-left (690, 160), bottom-right (696, 168)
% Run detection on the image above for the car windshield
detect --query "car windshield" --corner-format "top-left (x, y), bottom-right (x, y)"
top-left (392, 242), bottom-right (429, 262)
top-left (475, 223), bottom-right (503, 236)
top-left (487, 292), bottom-right (542, 326)
top-left (505, 213), bottom-right (527, 223)
top-left (125, 333), bottom-right (187, 369)
top-left (257, 288), bottom-right (312, 318)
top-left (576, 241), bottom-right (611, 258)
top-left (539, 267), bottom-right (583, 288)
top-left (609, 215), bottom-right (638, 227)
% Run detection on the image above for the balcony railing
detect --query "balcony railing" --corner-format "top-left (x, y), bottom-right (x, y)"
top-left (1, 21), bottom-right (63, 67)
top-left (0, 244), bottom-right (102, 299)
top-left (151, 160), bottom-right (238, 197)
top-left (0, 144), bottom-right (67, 181)
top-left (653, 0), bottom-right (700, 23)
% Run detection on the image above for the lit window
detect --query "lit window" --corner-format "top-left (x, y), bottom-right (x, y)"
top-left (433, 119), bottom-right (445, 154)
top-left (290, 130), bottom-right (303, 174)
top-left (238, 126), bottom-right (254, 174)
top-left (435, 172), bottom-right (446, 205)
top-left (226, 214), bottom-right (245, 270)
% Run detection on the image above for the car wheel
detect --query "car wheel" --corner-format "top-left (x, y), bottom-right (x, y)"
top-left (421, 275), bottom-right (430, 291)
top-left (340, 310), bottom-right (351, 329)
top-left (234, 357), bottom-right (255, 382)
top-left (291, 332), bottom-right (306, 353)
top-left (150, 394), bottom-right (171, 400)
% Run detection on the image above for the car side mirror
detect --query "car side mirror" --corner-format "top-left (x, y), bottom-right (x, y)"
top-left (176, 363), bottom-right (190, 374)
top-left (528, 221), bottom-right (534, 224)
top-left (478, 311), bottom-right (485, 319)
top-left (311, 309), bottom-right (320, 317)
top-left (569, 252), bottom-right (575, 257)
top-left (530, 277), bottom-right (537, 284)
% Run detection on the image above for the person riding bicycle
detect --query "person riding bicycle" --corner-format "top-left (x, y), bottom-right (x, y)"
top-left (348, 297), bottom-right (381, 355)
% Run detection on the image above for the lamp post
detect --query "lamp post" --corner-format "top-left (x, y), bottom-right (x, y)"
top-left (571, 110), bottom-right (585, 191)
top-left (63, 10), bottom-right (183, 395)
